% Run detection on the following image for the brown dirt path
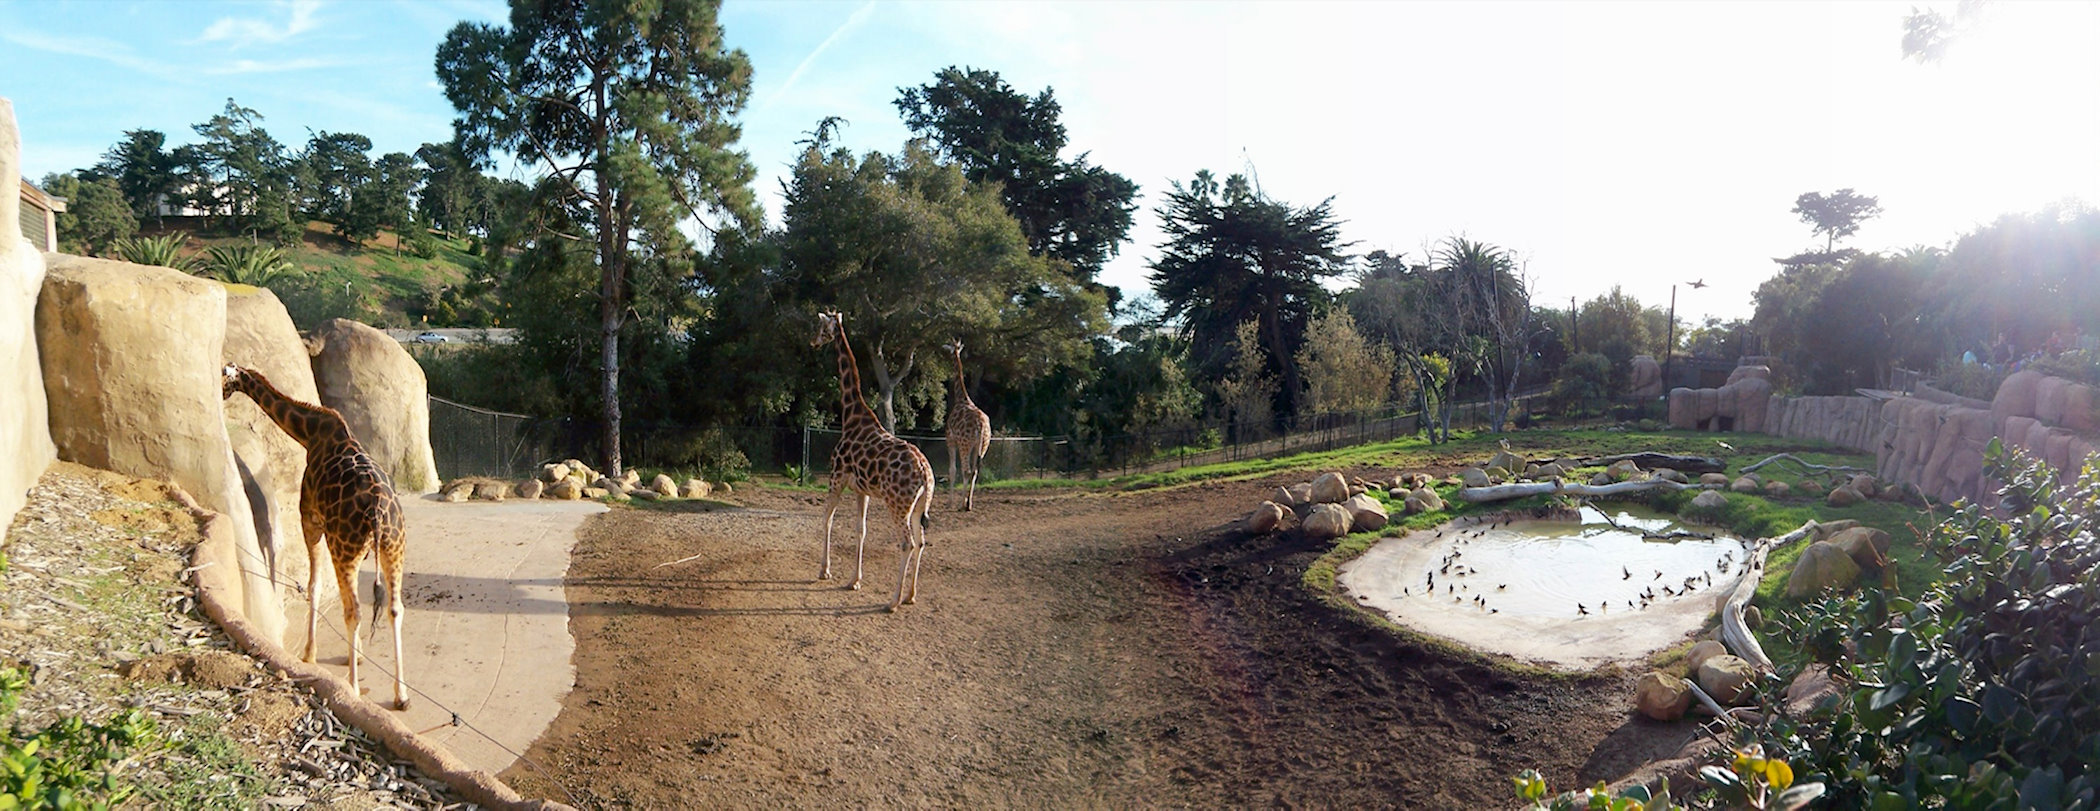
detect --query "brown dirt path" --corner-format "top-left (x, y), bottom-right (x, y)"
top-left (503, 476), bottom-right (1693, 808)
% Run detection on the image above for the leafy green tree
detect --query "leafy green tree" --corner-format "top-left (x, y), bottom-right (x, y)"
top-left (1345, 249), bottom-right (1461, 441)
top-left (94, 129), bottom-right (179, 226)
top-left (297, 130), bottom-right (373, 223)
top-left (1295, 308), bottom-right (1395, 415)
top-left (1150, 170), bottom-right (1350, 420)
top-left (1214, 319), bottom-right (1278, 436)
top-left (896, 66), bottom-right (1139, 285)
top-left (1753, 261), bottom-right (1840, 368)
top-left (777, 136), bottom-right (1104, 431)
top-left (415, 140), bottom-right (492, 237)
top-left (1550, 352), bottom-right (1612, 415)
top-left (438, 0), bottom-right (762, 476)
top-left (1793, 188), bottom-right (1882, 253)
top-left (1798, 252), bottom-right (1933, 392)
top-left (1435, 237), bottom-right (1532, 431)
top-left (188, 99), bottom-right (292, 228)
top-left (40, 173), bottom-right (137, 255)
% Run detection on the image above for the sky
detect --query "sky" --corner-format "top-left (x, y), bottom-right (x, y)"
top-left (4, 0), bottom-right (2097, 324)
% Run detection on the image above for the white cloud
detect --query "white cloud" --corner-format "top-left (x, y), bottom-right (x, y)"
top-left (195, 0), bottom-right (324, 49)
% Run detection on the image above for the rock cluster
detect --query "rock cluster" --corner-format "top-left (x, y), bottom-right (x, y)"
top-left (1248, 469), bottom-right (1442, 536)
top-left (440, 460), bottom-right (720, 504)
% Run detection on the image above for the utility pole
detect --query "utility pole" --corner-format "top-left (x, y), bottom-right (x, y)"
top-left (1664, 284), bottom-right (1677, 390)
top-left (1570, 296), bottom-right (1579, 354)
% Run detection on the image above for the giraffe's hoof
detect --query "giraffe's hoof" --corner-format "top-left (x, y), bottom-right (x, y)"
top-left (885, 603), bottom-right (900, 613)
top-left (848, 581), bottom-right (863, 591)
top-left (395, 698), bottom-right (411, 711)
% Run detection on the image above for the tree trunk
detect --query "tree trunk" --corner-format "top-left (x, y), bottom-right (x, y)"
top-left (598, 228), bottom-right (624, 478)
top-left (868, 344), bottom-right (915, 435)
top-left (1261, 301), bottom-right (1300, 419)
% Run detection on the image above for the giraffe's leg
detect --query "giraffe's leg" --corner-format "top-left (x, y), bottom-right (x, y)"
top-left (888, 506), bottom-right (914, 612)
top-left (947, 442), bottom-right (959, 505)
top-left (819, 481), bottom-right (844, 581)
top-left (300, 514), bottom-right (324, 664)
top-left (964, 453), bottom-right (981, 512)
top-left (904, 484), bottom-right (932, 605)
top-left (333, 548), bottom-right (364, 695)
top-left (377, 539), bottom-right (409, 711)
top-left (850, 494), bottom-right (870, 591)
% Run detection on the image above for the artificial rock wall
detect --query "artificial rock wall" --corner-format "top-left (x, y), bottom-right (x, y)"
top-left (0, 98), bottom-right (57, 538)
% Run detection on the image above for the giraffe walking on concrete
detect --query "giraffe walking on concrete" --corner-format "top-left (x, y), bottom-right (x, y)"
top-left (943, 339), bottom-right (991, 511)
top-left (223, 364), bottom-right (411, 709)
top-left (811, 311), bottom-right (936, 611)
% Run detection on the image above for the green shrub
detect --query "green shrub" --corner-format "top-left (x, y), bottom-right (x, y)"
top-left (1551, 352), bottom-right (1613, 416)
top-left (1930, 362), bottom-right (2007, 401)
top-left (203, 243), bottom-right (302, 287)
top-left (0, 666), bottom-right (157, 808)
top-left (112, 233), bottom-right (194, 271)
top-left (1754, 444), bottom-right (2100, 808)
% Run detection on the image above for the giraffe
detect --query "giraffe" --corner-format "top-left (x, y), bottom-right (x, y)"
top-left (811, 311), bottom-right (936, 611)
top-left (222, 364), bottom-right (410, 709)
top-left (943, 339), bottom-right (991, 511)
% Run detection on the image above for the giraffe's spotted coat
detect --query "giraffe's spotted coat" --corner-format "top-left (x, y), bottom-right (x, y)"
top-left (811, 312), bottom-right (935, 611)
top-left (944, 340), bottom-right (992, 511)
top-left (224, 364), bottom-right (411, 710)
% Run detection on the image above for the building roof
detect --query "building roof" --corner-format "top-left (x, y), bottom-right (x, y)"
top-left (18, 179), bottom-right (65, 212)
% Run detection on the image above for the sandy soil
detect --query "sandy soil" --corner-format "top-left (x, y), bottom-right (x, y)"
top-left (503, 475), bottom-right (1698, 808)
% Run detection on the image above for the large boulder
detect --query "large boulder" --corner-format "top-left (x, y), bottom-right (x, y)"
top-left (0, 99), bottom-right (57, 540)
top-left (1458, 468), bottom-right (1492, 488)
top-left (1409, 487), bottom-right (1445, 513)
top-left (1698, 472), bottom-right (1730, 486)
top-left (1607, 459), bottom-right (1642, 481)
top-left (1730, 476), bottom-right (1760, 493)
top-left (1628, 356), bottom-right (1663, 399)
top-left (1726, 365), bottom-right (1772, 386)
top-left (650, 473), bottom-right (678, 498)
top-left (1688, 490), bottom-right (1729, 511)
top-left (1667, 387), bottom-right (1696, 429)
top-left (1992, 369), bottom-right (2045, 429)
top-left (547, 478), bottom-right (582, 500)
top-left (1786, 542), bottom-right (1863, 597)
top-left (1487, 446), bottom-right (1524, 475)
top-left (516, 479), bottom-right (544, 500)
top-left (1826, 486), bottom-right (1864, 507)
top-left (682, 479), bottom-right (712, 499)
top-left (1685, 640), bottom-right (1729, 673)
top-left (305, 319), bottom-right (441, 494)
top-left (1309, 471), bottom-right (1351, 504)
top-left (1731, 377), bottom-right (1774, 433)
top-left (1302, 503), bottom-right (1353, 539)
top-left (1343, 493), bottom-right (1388, 532)
top-left (2063, 384), bottom-right (2098, 433)
top-left (220, 285), bottom-right (319, 590)
top-left (36, 255), bottom-right (283, 643)
top-left (1697, 654), bottom-right (1757, 704)
top-left (1635, 671), bottom-right (1693, 721)
top-left (1827, 526), bottom-right (1891, 569)
top-left (1246, 501), bottom-right (1289, 534)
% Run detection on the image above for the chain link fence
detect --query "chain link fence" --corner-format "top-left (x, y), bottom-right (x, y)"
top-left (427, 395), bottom-right (552, 480)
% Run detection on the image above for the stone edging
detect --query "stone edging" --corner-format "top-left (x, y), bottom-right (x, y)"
top-left (1913, 379), bottom-right (1993, 411)
top-left (167, 486), bottom-right (573, 811)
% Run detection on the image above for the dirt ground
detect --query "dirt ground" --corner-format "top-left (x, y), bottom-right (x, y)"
top-left (504, 474), bottom-right (1699, 808)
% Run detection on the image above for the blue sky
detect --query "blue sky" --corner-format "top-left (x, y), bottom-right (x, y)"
top-left (5, 0), bottom-right (2097, 322)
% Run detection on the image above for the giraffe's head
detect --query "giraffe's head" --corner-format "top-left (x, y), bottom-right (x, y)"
top-left (944, 338), bottom-right (964, 358)
top-left (812, 310), bottom-right (843, 347)
top-left (222, 364), bottom-right (249, 400)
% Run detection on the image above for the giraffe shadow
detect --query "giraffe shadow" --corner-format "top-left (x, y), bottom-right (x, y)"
top-left (571, 574), bottom-right (844, 593)
top-left (570, 600), bottom-right (895, 618)
top-left (392, 571), bottom-right (901, 617)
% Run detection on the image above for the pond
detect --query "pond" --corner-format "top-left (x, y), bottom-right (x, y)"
top-left (1336, 504), bottom-right (1749, 670)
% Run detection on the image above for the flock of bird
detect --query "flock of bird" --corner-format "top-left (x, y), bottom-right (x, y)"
top-left (1393, 516), bottom-right (1750, 618)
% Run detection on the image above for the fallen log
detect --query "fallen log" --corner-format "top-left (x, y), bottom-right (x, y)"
top-left (1717, 520), bottom-right (1819, 672)
top-left (1455, 478), bottom-right (1712, 503)
top-left (1739, 453), bottom-right (1870, 477)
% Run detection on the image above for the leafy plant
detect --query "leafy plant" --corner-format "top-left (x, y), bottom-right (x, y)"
top-left (112, 233), bottom-right (194, 271)
top-left (203, 243), bottom-right (302, 287)
top-left (0, 667), bottom-right (157, 809)
top-left (1756, 442), bottom-right (2100, 808)
top-left (1513, 770), bottom-right (1683, 810)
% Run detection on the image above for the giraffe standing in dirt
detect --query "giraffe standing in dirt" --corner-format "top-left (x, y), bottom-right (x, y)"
top-left (811, 311), bottom-right (936, 611)
top-left (943, 340), bottom-right (991, 511)
top-left (223, 364), bottom-right (411, 709)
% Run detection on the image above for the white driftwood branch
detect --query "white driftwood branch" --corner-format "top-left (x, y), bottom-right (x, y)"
top-left (1739, 453), bottom-right (1869, 477)
top-left (1454, 478), bottom-right (1710, 504)
top-left (1718, 520), bottom-right (1819, 672)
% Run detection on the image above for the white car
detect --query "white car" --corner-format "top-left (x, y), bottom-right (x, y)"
top-left (412, 331), bottom-right (451, 344)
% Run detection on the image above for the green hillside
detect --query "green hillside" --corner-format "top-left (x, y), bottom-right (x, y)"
top-left (140, 218), bottom-right (491, 330)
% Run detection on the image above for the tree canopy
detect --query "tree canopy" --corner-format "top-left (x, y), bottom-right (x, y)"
top-left (1150, 170), bottom-right (1350, 421)
top-left (896, 66), bottom-right (1139, 287)
top-left (1793, 188), bottom-right (1883, 253)
top-left (437, 0), bottom-right (761, 475)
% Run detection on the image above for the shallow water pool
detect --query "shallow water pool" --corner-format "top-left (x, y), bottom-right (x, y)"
top-left (1337, 504), bottom-right (1750, 669)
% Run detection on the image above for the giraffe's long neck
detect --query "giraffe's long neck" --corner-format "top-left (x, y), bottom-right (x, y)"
top-left (833, 331), bottom-right (884, 435)
top-left (951, 350), bottom-right (974, 410)
top-left (235, 373), bottom-right (354, 450)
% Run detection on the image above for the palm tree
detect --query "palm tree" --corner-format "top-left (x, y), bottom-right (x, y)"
top-left (112, 233), bottom-right (196, 271)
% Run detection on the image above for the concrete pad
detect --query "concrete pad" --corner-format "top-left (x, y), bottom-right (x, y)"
top-left (282, 496), bottom-right (605, 775)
